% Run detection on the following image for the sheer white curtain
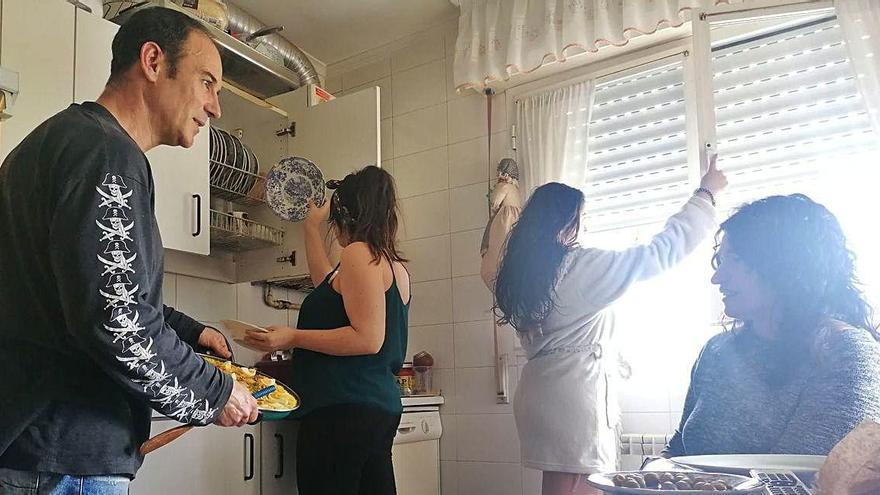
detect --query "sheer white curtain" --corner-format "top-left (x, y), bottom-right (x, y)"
top-left (836, 0), bottom-right (880, 134)
top-left (452, 0), bottom-right (748, 91)
top-left (516, 80), bottom-right (593, 196)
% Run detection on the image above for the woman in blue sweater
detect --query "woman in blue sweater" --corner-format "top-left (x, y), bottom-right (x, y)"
top-left (664, 194), bottom-right (880, 457)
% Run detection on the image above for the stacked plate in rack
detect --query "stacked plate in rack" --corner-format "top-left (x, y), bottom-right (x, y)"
top-left (209, 126), bottom-right (259, 197)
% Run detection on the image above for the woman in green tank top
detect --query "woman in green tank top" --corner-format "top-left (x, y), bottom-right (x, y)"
top-left (243, 165), bottom-right (410, 495)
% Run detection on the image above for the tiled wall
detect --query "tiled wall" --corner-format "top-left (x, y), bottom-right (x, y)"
top-left (163, 272), bottom-right (302, 366)
top-left (322, 19), bottom-right (540, 495)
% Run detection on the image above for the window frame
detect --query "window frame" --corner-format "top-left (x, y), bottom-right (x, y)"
top-left (505, 0), bottom-right (836, 203)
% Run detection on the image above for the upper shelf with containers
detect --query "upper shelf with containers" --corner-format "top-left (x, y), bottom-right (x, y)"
top-left (107, 0), bottom-right (309, 99)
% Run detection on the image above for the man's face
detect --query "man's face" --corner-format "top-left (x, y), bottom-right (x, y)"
top-left (153, 31), bottom-right (223, 148)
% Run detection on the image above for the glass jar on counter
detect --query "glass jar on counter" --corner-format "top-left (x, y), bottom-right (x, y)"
top-left (396, 362), bottom-right (414, 396)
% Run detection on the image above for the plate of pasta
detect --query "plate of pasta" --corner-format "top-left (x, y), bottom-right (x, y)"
top-left (201, 354), bottom-right (299, 419)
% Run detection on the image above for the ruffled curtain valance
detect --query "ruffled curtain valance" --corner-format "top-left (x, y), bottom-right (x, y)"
top-left (452, 0), bottom-right (748, 91)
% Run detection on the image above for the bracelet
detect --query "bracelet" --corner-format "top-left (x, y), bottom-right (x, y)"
top-left (694, 187), bottom-right (716, 207)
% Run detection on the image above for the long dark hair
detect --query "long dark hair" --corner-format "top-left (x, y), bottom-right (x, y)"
top-left (328, 165), bottom-right (406, 264)
top-left (494, 183), bottom-right (584, 331)
top-left (715, 193), bottom-right (877, 342)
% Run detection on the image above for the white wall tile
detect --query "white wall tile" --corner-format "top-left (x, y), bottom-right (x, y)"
top-left (450, 183), bottom-right (489, 233)
top-left (441, 461), bottom-right (458, 495)
top-left (522, 468), bottom-right (543, 495)
top-left (162, 273), bottom-right (177, 307)
top-left (448, 137), bottom-right (489, 188)
top-left (453, 320), bottom-right (495, 368)
top-left (400, 190), bottom-right (449, 241)
top-left (236, 283), bottom-right (289, 328)
top-left (457, 414), bottom-right (520, 462)
top-left (382, 159), bottom-right (394, 176)
top-left (457, 461), bottom-right (522, 495)
top-left (394, 147), bottom-right (449, 199)
top-left (452, 275), bottom-right (493, 323)
top-left (400, 234), bottom-right (451, 282)
top-left (620, 412), bottom-right (673, 435)
top-left (393, 60), bottom-right (446, 116)
top-left (410, 279), bottom-right (452, 326)
top-left (448, 94), bottom-right (488, 144)
top-left (349, 77), bottom-right (392, 119)
top-left (175, 275), bottom-right (236, 323)
top-left (393, 104), bottom-right (448, 157)
top-left (451, 229), bottom-right (483, 277)
top-left (391, 31), bottom-right (445, 72)
top-left (343, 57), bottom-right (390, 90)
top-left (444, 23), bottom-right (458, 61)
top-left (440, 413), bottom-right (457, 461)
top-left (381, 118), bottom-right (393, 161)
top-left (407, 323), bottom-right (454, 370)
top-left (455, 366), bottom-right (514, 414)
top-left (401, 234), bottom-right (451, 283)
top-left (436, 368), bottom-right (457, 414)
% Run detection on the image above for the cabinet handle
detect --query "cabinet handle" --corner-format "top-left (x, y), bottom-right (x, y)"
top-left (274, 433), bottom-right (284, 479)
top-left (244, 433), bottom-right (255, 481)
top-left (192, 194), bottom-right (202, 237)
top-left (397, 424), bottom-right (417, 434)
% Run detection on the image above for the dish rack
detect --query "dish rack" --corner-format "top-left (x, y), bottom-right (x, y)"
top-left (210, 210), bottom-right (283, 251)
top-left (209, 159), bottom-right (266, 206)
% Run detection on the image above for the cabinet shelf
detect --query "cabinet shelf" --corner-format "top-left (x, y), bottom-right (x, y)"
top-left (210, 209), bottom-right (283, 252)
top-left (107, 0), bottom-right (302, 99)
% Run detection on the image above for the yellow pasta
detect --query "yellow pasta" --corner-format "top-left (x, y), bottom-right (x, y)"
top-left (203, 356), bottom-right (298, 411)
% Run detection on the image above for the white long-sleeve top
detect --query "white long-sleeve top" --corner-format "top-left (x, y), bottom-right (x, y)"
top-left (514, 195), bottom-right (716, 474)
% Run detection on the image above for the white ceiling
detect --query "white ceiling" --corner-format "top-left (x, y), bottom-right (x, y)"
top-left (238, 0), bottom-right (459, 65)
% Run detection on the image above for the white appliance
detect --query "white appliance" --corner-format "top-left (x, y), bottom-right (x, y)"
top-left (393, 396), bottom-right (444, 495)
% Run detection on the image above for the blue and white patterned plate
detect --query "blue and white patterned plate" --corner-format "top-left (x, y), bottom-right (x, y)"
top-left (266, 156), bottom-right (326, 222)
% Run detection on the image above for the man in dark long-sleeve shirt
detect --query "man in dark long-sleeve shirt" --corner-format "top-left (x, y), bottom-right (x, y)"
top-left (0, 7), bottom-right (258, 492)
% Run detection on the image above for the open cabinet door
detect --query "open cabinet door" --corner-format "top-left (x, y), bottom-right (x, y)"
top-left (234, 86), bottom-right (381, 283)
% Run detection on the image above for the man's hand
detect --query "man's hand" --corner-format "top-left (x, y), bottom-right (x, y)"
top-left (214, 381), bottom-right (259, 427)
top-left (198, 326), bottom-right (232, 359)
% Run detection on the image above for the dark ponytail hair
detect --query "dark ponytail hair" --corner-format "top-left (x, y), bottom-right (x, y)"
top-left (328, 165), bottom-right (406, 264)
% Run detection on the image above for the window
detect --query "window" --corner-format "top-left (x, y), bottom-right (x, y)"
top-left (585, 57), bottom-right (691, 232)
top-left (711, 15), bottom-right (877, 210)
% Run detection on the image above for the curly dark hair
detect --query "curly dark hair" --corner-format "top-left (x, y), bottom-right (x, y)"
top-left (328, 165), bottom-right (406, 265)
top-left (494, 182), bottom-right (583, 331)
top-left (714, 193), bottom-right (878, 342)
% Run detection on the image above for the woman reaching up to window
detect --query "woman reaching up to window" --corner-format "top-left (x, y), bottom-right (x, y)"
top-left (493, 156), bottom-right (726, 494)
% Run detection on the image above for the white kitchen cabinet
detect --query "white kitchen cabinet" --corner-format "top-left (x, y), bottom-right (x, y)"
top-left (260, 421), bottom-right (299, 495)
top-left (132, 419), bottom-right (261, 495)
top-left (72, 9), bottom-right (211, 255)
top-left (148, 129), bottom-right (212, 254)
top-left (0, 0), bottom-right (74, 162)
top-left (393, 441), bottom-right (441, 495)
top-left (231, 85), bottom-right (381, 283)
top-left (73, 8), bottom-right (117, 104)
